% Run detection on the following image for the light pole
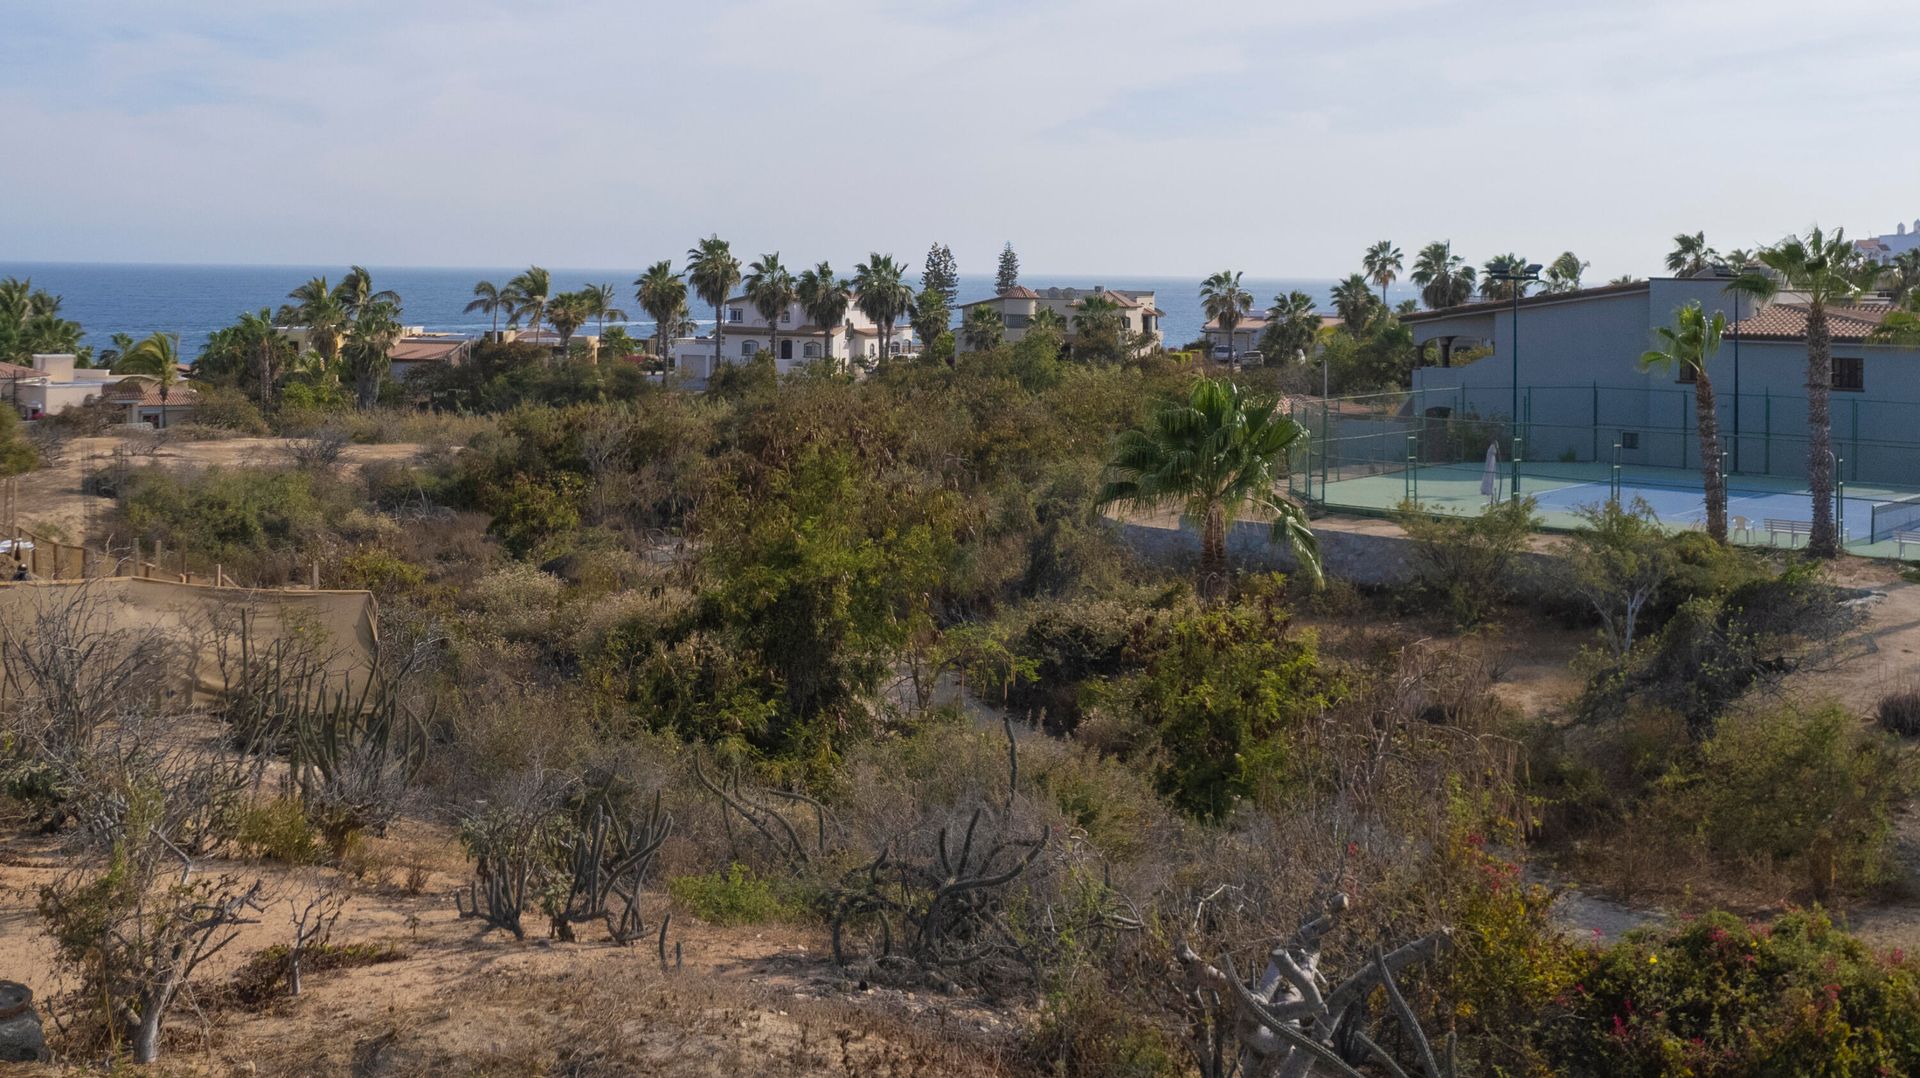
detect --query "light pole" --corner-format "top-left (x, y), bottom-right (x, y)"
top-left (1489, 263), bottom-right (1543, 499)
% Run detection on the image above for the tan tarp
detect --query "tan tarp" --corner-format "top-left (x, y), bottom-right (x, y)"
top-left (0, 578), bottom-right (378, 708)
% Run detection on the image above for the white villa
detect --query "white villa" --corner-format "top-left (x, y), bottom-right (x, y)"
top-left (955, 285), bottom-right (1164, 355)
top-left (2, 354), bottom-right (196, 426)
top-left (669, 294), bottom-right (917, 378)
top-left (1856, 218), bottom-right (1920, 264)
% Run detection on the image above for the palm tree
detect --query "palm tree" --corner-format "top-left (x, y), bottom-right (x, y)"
top-left (1666, 232), bottom-right (1719, 277)
top-left (1362, 241), bottom-right (1403, 308)
top-left (1882, 250), bottom-right (1920, 305)
top-left (277, 277), bottom-right (347, 363)
top-left (343, 299), bottom-right (403, 409)
top-left (1640, 301), bottom-right (1730, 542)
top-left (333, 266), bottom-right (399, 318)
top-left (852, 253), bottom-right (912, 369)
top-left (634, 261), bottom-right (688, 361)
top-left (585, 283), bottom-right (628, 337)
top-left (796, 261), bottom-right (851, 369)
top-left (686, 236), bottom-right (741, 375)
top-left (961, 305), bottom-right (1004, 352)
top-left (1411, 242), bottom-right (1475, 309)
top-left (99, 331), bottom-right (137, 368)
top-left (1028, 307), bottom-right (1066, 336)
top-left (114, 332), bottom-right (181, 428)
top-left (466, 281), bottom-right (508, 338)
top-left (1329, 274), bottom-right (1378, 331)
top-left (1870, 293), bottom-right (1920, 347)
top-left (545, 290), bottom-right (595, 355)
top-left (1479, 254), bottom-right (1534, 301)
top-left (232, 308), bottom-right (290, 406)
top-left (1543, 251), bottom-right (1588, 293)
top-left (1730, 228), bottom-right (1883, 557)
top-left (1096, 377), bottom-right (1321, 597)
top-left (1200, 270), bottom-right (1253, 368)
top-left (505, 266), bottom-right (552, 338)
top-left (743, 252), bottom-right (797, 362)
top-left (1259, 291), bottom-right (1319, 365)
top-left (1071, 293), bottom-right (1127, 363)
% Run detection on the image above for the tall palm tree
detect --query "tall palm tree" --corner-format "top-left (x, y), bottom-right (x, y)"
top-left (1411, 242), bottom-right (1475, 309)
top-left (505, 266), bottom-right (552, 338)
top-left (545, 290), bottom-right (595, 355)
top-left (686, 236), bottom-right (741, 374)
top-left (466, 281), bottom-right (508, 338)
top-left (961, 305), bottom-right (1004, 352)
top-left (114, 332), bottom-right (181, 427)
top-left (1730, 228), bottom-right (1882, 557)
top-left (343, 299), bottom-right (404, 409)
top-left (743, 252), bottom-right (797, 362)
top-left (232, 308), bottom-right (290, 406)
top-left (1200, 270), bottom-right (1253, 368)
top-left (1259, 291), bottom-right (1319, 365)
top-left (1097, 377), bottom-right (1321, 597)
top-left (585, 282), bottom-right (628, 337)
top-left (1543, 251), bottom-right (1588, 293)
top-left (796, 262), bottom-right (851, 369)
top-left (1479, 254), bottom-right (1534, 301)
top-left (1071, 293), bottom-right (1127, 363)
top-left (852, 253), bottom-right (912, 369)
top-left (1329, 274), bottom-right (1378, 331)
top-left (333, 266), bottom-right (399, 318)
top-left (1362, 240), bottom-right (1403, 308)
top-left (1640, 301), bottom-right (1730, 542)
top-left (634, 261), bottom-right (688, 360)
top-left (277, 277), bottom-right (347, 363)
top-left (1666, 232), bottom-right (1719, 277)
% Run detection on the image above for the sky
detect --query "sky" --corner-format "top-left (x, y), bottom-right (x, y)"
top-left (5, 0), bottom-right (1920, 281)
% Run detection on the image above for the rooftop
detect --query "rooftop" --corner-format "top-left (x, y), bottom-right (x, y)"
top-left (1726, 302), bottom-right (1894, 343)
top-left (1400, 279), bottom-right (1651, 322)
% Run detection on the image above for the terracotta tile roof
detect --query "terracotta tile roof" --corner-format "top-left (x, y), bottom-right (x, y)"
top-left (105, 378), bottom-right (197, 407)
top-left (1728, 302), bottom-right (1894, 342)
top-left (0, 362), bottom-right (42, 381)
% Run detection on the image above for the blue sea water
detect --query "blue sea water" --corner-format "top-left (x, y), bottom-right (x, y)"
top-left (0, 262), bottom-right (1421, 359)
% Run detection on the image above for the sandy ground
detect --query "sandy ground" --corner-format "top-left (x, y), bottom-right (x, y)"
top-left (0, 818), bottom-right (1026, 1075)
top-left (8, 433), bottom-right (429, 545)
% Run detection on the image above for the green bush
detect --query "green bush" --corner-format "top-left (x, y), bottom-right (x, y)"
top-left (1396, 496), bottom-right (1539, 626)
top-left (0, 404), bottom-right (38, 476)
top-left (229, 797), bottom-right (321, 864)
top-left (666, 863), bottom-right (801, 925)
top-left (188, 384), bottom-right (271, 435)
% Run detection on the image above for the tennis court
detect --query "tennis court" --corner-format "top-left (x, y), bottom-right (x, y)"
top-left (1305, 459), bottom-right (1920, 559)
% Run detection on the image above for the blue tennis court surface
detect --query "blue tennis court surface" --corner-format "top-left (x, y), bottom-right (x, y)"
top-left (1529, 482), bottom-right (1883, 542)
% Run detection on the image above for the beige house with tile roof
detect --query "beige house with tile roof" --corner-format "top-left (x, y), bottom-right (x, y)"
top-left (956, 285), bottom-right (1164, 355)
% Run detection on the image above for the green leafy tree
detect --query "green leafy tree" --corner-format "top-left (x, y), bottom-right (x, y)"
top-left (1543, 251), bottom-right (1587, 293)
top-left (686, 235), bottom-right (741, 375)
top-left (852, 253), bottom-right (912, 369)
top-left (921, 242), bottom-right (959, 306)
top-left (0, 278), bottom-right (87, 364)
top-left (961, 305), bottom-right (1004, 351)
top-left (1097, 376), bottom-right (1320, 597)
top-left (1666, 230), bottom-right (1719, 277)
top-left (466, 280), bottom-right (508, 338)
top-left (1882, 249), bottom-right (1920, 305)
top-left (1329, 273), bottom-right (1379, 332)
top-left (1412, 241), bottom-right (1475, 309)
top-left (634, 261), bottom-right (688, 360)
top-left (1069, 293), bottom-right (1128, 364)
top-left (995, 242), bottom-right (1020, 293)
top-left (796, 262), bottom-right (851, 370)
top-left (196, 308), bottom-right (294, 406)
top-left (1640, 300), bottom-right (1730, 541)
top-left (743, 252), bottom-right (797, 362)
top-left (0, 404), bottom-right (36, 476)
top-left (909, 286), bottom-right (951, 363)
top-left (343, 299), bottom-right (404, 408)
top-left (1730, 228), bottom-right (1882, 557)
top-left (1200, 270), bottom-right (1252, 367)
top-left (1362, 240), bottom-right (1402, 307)
top-left (1259, 290), bottom-right (1320, 366)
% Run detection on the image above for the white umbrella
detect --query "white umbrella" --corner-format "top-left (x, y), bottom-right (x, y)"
top-left (1480, 442), bottom-right (1500, 500)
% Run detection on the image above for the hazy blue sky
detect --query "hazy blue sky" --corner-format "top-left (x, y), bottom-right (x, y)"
top-left (5, 1), bottom-right (1918, 280)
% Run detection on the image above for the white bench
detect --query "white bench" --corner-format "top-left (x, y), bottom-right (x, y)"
top-left (1765, 518), bottom-right (1813, 547)
top-left (1895, 529), bottom-right (1920, 559)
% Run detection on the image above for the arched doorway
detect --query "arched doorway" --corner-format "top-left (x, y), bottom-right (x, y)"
top-left (779, 339), bottom-right (793, 361)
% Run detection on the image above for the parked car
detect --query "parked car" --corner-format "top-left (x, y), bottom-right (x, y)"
top-left (1241, 350), bottom-right (1263, 364)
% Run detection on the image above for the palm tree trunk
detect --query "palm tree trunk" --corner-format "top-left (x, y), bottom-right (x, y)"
top-left (1694, 369), bottom-right (1726, 543)
top-left (1200, 501), bottom-right (1228, 600)
top-left (1805, 303), bottom-right (1837, 557)
top-left (713, 301), bottom-right (723, 375)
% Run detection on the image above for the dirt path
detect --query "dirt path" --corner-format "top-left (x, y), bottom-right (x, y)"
top-left (9, 434), bottom-right (430, 545)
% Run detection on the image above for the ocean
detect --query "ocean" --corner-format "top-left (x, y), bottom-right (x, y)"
top-left (0, 262), bottom-right (1422, 358)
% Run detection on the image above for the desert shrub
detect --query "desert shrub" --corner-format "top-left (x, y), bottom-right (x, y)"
top-left (1548, 910), bottom-right (1920, 1075)
top-left (998, 593), bottom-right (1174, 734)
top-left (1563, 498), bottom-right (1675, 656)
top-left (1028, 970), bottom-right (1186, 1078)
top-left (1876, 689), bottom-right (1920, 737)
top-left (482, 471), bottom-right (585, 557)
top-left (0, 404), bottom-right (39, 475)
top-left (187, 384), bottom-right (270, 435)
top-left (467, 563), bottom-right (564, 641)
top-left (1395, 496), bottom-right (1539, 626)
top-left (116, 466), bottom-right (350, 578)
top-left (217, 941), bottom-right (405, 1012)
top-left (228, 796), bottom-right (321, 864)
top-left (666, 863), bottom-right (802, 925)
top-left (1103, 575), bottom-right (1343, 819)
top-left (338, 546), bottom-right (428, 596)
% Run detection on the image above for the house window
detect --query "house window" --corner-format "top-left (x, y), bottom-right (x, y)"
top-left (727, 308), bottom-right (743, 323)
top-left (1005, 314), bottom-right (1030, 329)
top-left (1676, 365), bottom-right (1697, 384)
top-left (1619, 431), bottom-right (1640, 450)
top-left (803, 342), bottom-right (819, 358)
top-left (740, 341), bottom-right (755, 357)
top-left (781, 310), bottom-right (792, 324)
top-left (1833, 356), bottom-right (1864, 391)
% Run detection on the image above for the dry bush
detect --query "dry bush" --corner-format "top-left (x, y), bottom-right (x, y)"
top-left (1877, 688), bottom-right (1920, 737)
top-left (287, 424), bottom-right (349, 469)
